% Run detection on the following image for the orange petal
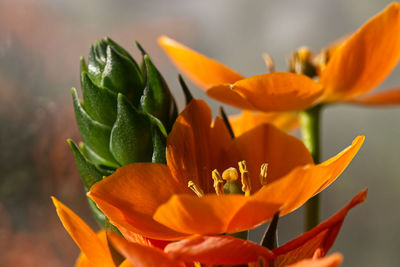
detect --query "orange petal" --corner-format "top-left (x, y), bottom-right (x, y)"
top-left (207, 84), bottom-right (257, 110)
top-left (233, 123), bottom-right (313, 192)
top-left (51, 197), bottom-right (116, 267)
top-left (231, 72), bottom-right (323, 112)
top-left (75, 253), bottom-right (91, 267)
top-left (229, 110), bottom-right (299, 136)
top-left (118, 260), bottom-right (134, 267)
top-left (167, 99), bottom-right (237, 194)
top-left (253, 165), bottom-right (331, 216)
top-left (165, 235), bottom-right (274, 264)
top-left (153, 193), bottom-right (281, 235)
top-left (286, 253), bottom-right (343, 267)
top-left (317, 136), bottom-right (365, 194)
top-left (321, 3), bottom-right (400, 101)
top-left (350, 88), bottom-right (400, 105)
top-left (108, 233), bottom-right (181, 267)
top-left (158, 35), bottom-right (244, 90)
top-left (88, 163), bottom-right (189, 240)
top-left (273, 190), bottom-right (367, 267)
top-left (117, 231), bottom-right (169, 250)
top-left (253, 136), bottom-right (363, 215)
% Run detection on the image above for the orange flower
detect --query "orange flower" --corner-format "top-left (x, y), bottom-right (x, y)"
top-left (158, 3), bottom-right (400, 124)
top-left (88, 99), bottom-right (364, 241)
top-left (164, 189), bottom-right (366, 266)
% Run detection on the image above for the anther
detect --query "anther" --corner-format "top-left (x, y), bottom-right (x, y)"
top-left (212, 169), bottom-right (224, 196)
top-left (296, 46), bottom-right (312, 62)
top-left (260, 163), bottom-right (269, 186)
top-left (188, 180), bottom-right (204, 197)
top-left (262, 53), bottom-right (275, 73)
top-left (238, 160), bottom-right (251, 196)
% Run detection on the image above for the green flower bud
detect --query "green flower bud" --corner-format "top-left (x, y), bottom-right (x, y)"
top-left (69, 38), bottom-right (177, 228)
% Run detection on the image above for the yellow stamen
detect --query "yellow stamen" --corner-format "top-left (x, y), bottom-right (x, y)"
top-left (212, 169), bottom-right (224, 196)
top-left (296, 46), bottom-right (312, 62)
top-left (317, 49), bottom-right (329, 73)
top-left (188, 180), bottom-right (204, 197)
top-left (238, 160), bottom-right (251, 196)
top-left (260, 163), bottom-right (269, 186)
top-left (262, 53), bottom-right (275, 73)
top-left (222, 167), bottom-right (239, 181)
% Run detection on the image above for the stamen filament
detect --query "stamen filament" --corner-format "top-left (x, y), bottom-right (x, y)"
top-left (262, 53), bottom-right (275, 73)
top-left (188, 180), bottom-right (204, 197)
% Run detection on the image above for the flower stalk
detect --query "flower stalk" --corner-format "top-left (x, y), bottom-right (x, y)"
top-left (300, 104), bottom-right (322, 231)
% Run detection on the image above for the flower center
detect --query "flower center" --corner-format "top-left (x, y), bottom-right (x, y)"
top-left (187, 160), bottom-right (269, 197)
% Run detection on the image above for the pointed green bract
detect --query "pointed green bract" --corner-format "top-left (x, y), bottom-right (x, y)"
top-left (81, 72), bottom-right (118, 126)
top-left (67, 139), bottom-right (104, 190)
top-left (110, 94), bottom-right (153, 165)
top-left (141, 55), bottom-right (177, 131)
top-left (102, 45), bottom-right (144, 106)
top-left (71, 88), bottom-right (119, 167)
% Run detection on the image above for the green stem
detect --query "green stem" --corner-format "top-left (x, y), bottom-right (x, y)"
top-left (300, 104), bottom-right (322, 231)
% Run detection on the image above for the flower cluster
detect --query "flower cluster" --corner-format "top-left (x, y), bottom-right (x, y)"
top-left (53, 2), bottom-right (400, 266)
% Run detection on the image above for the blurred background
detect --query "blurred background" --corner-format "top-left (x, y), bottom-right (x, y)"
top-left (0, 0), bottom-right (399, 266)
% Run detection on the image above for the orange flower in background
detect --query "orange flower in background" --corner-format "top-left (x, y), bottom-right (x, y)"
top-left (159, 3), bottom-right (400, 124)
top-left (88, 99), bottom-right (364, 241)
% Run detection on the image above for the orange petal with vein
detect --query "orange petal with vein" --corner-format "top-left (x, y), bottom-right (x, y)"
top-left (153, 194), bottom-right (280, 235)
top-left (207, 84), bottom-right (257, 110)
top-left (52, 197), bottom-right (115, 267)
top-left (233, 123), bottom-right (313, 192)
top-left (231, 72), bottom-right (323, 112)
top-left (273, 190), bottom-right (367, 267)
top-left (167, 99), bottom-right (236, 194)
top-left (158, 35), bottom-right (244, 90)
top-left (286, 253), bottom-right (343, 267)
top-left (88, 164), bottom-right (189, 240)
top-left (108, 233), bottom-right (181, 267)
top-left (321, 3), bottom-right (400, 101)
top-left (165, 235), bottom-right (274, 264)
top-left (229, 110), bottom-right (299, 136)
top-left (350, 88), bottom-right (400, 106)
top-left (253, 136), bottom-right (363, 215)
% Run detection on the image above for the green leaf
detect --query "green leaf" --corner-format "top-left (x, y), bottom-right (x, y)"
top-left (101, 45), bottom-right (144, 106)
top-left (87, 45), bottom-right (104, 86)
top-left (72, 88), bottom-right (118, 166)
top-left (151, 122), bottom-right (167, 164)
top-left (67, 139), bottom-right (104, 190)
top-left (140, 55), bottom-right (176, 130)
top-left (80, 56), bottom-right (88, 73)
top-left (95, 39), bottom-right (108, 63)
top-left (178, 74), bottom-right (193, 105)
top-left (110, 94), bottom-right (153, 165)
top-left (88, 197), bottom-right (107, 227)
top-left (80, 142), bottom-right (119, 170)
top-left (106, 37), bottom-right (137, 64)
top-left (81, 72), bottom-right (118, 126)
